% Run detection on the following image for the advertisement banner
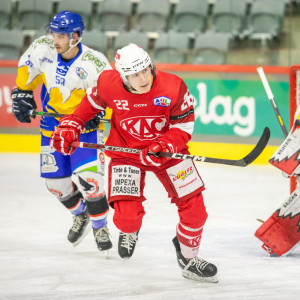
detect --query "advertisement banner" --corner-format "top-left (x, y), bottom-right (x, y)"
top-left (187, 78), bottom-right (289, 139)
top-left (0, 74), bottom-right (289, 140)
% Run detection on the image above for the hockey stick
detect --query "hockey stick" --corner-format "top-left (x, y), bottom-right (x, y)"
top-left (71, 127), bottom-right (270, 167)
top-left (28, 110), bottom-right (111, 123)
top-left (257, 67), bottom-right (288, 138)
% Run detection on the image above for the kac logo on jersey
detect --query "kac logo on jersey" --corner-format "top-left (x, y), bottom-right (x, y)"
top-left (153, 96), bottom-right (172, 107)
top-left (120, 116), bottom-right (167, 140)
top-left (76, 67), bottom-right (88, 79)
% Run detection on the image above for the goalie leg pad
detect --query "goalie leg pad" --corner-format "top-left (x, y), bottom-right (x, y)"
top-left (255, 189), bottom-right (300, 256)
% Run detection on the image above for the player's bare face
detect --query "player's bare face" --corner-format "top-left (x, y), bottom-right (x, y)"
top-left (52, 33), bottom-right (70, 54)
top-left (127, 67), bottom-right (153, 94)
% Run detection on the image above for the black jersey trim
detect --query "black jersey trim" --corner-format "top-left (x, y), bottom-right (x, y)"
top-left (170, 108), bottom-right (194, 120)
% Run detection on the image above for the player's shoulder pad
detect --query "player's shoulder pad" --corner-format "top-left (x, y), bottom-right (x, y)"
top-left (80, 45), bottom-right (111, 74)
top-left (157, 70), bottom-right (184, 85)
top-left (156, 70), bottom-right (186, 95)
top-left (97, 69), bottom-right (119, 85)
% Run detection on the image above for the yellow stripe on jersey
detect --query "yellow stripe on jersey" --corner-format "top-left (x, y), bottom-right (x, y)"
top-left (16, 65), bottom-right (43, 90)
top-left (47, 87), bottom-right (86, 115)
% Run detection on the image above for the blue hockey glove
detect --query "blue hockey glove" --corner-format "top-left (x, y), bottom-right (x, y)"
top-left (11, 88), bottom-right (37, 123)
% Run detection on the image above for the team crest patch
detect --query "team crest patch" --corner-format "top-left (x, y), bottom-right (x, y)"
top-left (76, 67), bottom-right (88, 79)
top-left (153, 96), bottom-right (172, 107)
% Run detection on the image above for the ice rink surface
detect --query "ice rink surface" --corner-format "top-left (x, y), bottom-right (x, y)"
top-left (0, 153), bottom-right (299, 300)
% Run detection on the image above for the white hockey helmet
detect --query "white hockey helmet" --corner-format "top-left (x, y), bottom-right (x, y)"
top-left (115, 43), bottom-right (153, 84)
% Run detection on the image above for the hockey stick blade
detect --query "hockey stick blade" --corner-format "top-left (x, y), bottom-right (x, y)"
top-left (71, 127), bottom-right (270, 167)
top-left (28, 110), bottom-right (110, 123)
top-left (160, 127), bottom-right (270, 166)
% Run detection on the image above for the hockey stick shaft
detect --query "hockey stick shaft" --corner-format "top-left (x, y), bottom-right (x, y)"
top-left (257, 67), bottom-right (288, 138)
top-left (71, 127), bottom-right (270, 167)
top-left (28, 110), bottom-right (111, 123)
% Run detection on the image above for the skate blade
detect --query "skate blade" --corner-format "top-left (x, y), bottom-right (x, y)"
top-left (99, 249), bottom-right (110, 259)
top-left (72, 222), bottom-right (92, 247)
top-left (182, 270), bottom-right (219, 283)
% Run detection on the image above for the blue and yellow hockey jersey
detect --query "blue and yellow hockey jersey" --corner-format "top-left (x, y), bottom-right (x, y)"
top-left (16, 35), bottom-right (112, 137)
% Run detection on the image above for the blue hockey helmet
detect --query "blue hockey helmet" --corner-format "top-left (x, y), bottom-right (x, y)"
top-left (49, 11), bottom-right (84, 37)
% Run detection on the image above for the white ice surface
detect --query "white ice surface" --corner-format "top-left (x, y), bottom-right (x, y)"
top-left (0, 153), bottom-right (299, 300)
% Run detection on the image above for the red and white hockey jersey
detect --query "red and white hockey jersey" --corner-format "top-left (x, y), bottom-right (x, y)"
top-left (74, 69), bottom-right (195, 159)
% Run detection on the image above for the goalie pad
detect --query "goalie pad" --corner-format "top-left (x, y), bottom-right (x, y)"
top-left (255, 189), bottom-right (300, 256)
top-left (269, 109), bottom-right (300, 176)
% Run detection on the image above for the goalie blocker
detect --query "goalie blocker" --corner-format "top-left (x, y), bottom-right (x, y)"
top-left (255, 188), bottom-right (300, 256)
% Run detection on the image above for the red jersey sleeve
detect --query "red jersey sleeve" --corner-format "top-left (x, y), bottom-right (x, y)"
top-left (73, 82), bottom-right (107, 122)
top-left (160, 79), bottom-right (194, 152)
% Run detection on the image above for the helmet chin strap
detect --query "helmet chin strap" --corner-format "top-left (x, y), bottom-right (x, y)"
top-left (61, 35), bottom-right (82, 56)
top-left (122, 76), bottom-right (136, 91)
top-left (126, 84), bottom-right (137, 92)
top-left (123, 69), bottom-right (156, 93)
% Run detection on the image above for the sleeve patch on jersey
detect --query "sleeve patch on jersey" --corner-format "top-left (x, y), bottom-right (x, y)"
top-left (82, 51), bottom-right (106, 73)
top-left (170, 108), bottom-right (194, 120)
top-left (153, 96), bottom-right (172, 107)
top-left (76, 67), bottom-right (88, 79)
top-left (33, 36), bottom-right (54, 49)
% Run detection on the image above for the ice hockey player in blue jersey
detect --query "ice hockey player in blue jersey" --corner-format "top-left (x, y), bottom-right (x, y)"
top-left (11, 11), bottom-right (113, 253)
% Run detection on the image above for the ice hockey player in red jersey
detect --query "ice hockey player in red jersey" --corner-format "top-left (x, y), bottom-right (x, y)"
top-left (255, 108), bottom-right (300, 256)
top-left (50, 43), bottom-right (218, 282)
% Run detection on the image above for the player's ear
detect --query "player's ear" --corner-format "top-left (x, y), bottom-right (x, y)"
top-left (73, 32), bottom-right (79, 43)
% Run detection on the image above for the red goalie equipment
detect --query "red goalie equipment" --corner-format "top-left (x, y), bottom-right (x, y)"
top-left (269, 113), bottom-right (300, 176)
top-left (255, 189), bottom-right (300, 256)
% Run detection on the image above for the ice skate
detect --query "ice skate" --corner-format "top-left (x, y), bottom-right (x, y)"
top-left (172, 236), bottom-right (218, 283)
top-left (68, 207), bottom-right (91, 246)
top-left (118, 231), bottom-right (139, 259)
top-left (93, 226), bottom-right (113, 258)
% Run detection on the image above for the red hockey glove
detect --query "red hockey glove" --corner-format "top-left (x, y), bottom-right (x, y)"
top-left (139, 139), bottom-right (176, 167)
top-left (50, 115), bottom-right (84, 155)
